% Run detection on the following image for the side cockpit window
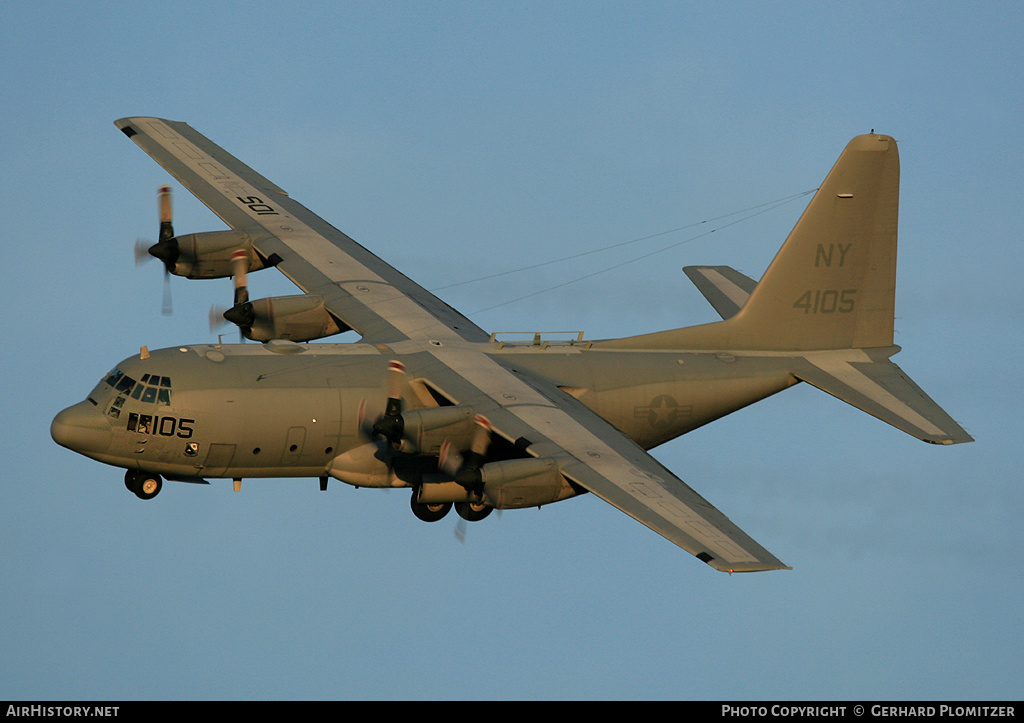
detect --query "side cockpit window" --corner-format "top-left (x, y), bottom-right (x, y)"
top-left (114, 373), bottom-right (137, 396)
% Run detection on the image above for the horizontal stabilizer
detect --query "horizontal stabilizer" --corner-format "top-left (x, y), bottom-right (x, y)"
top-left (794, 349), bottom-right (973, 444)
top-left (683, 266), bottom-right (757, 320)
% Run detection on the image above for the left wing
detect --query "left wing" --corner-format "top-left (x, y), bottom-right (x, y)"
top-left (421, 357), bottom-right (790, 572)
top-left (116, 117), bottom-right (787, 571)
top-left (115, 117), bottom-right (488, 344)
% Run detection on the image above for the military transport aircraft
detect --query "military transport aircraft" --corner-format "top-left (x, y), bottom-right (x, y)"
top-left (51, 118), bottom-right (972, 572)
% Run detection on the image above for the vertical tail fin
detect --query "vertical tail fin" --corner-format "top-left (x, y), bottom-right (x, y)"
top-left (731, 133), bottom-right (900, 350)
top-left (596, 135), bottom-right (972, 444)
top-left (602, 134), bottom-right (901, 351)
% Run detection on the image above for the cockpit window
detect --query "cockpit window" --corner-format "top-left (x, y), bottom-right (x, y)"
top-left (101, 368), bottom-right (173, 417)
top-left (114, 374), bottom-right (136, 396)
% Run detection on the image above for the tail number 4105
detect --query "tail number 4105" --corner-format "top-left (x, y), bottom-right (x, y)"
top-left (793, 289), bottom-right (856, 315)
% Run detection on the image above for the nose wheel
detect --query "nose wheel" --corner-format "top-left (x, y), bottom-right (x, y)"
top-left (124, 470), bottom-right (163, 500)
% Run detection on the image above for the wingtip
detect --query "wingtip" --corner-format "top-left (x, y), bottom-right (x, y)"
top-left (703, 556), bottom-right (792, 573)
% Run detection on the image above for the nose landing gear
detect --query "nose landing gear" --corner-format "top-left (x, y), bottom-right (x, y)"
top-left (124, 469), bottom-right (163, 500)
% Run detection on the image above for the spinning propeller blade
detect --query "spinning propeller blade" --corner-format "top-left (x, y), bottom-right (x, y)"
top-left (217, 249), bottom-right (253, 340)
top-left (133, 186), bottom-right (176, 315)
top-left (439, 415), bottom-right (492, 489)
top-left (370, 361), bottom-right (406, 445)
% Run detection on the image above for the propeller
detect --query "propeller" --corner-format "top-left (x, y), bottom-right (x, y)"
top-left (212, 250), bottom-right (252, 340)
top-left (369, 361), bottom-right (407, 446)
top-left (439, 415), bottom-right (493, 493)
top-left (134, 186), bottom-right (176, 316)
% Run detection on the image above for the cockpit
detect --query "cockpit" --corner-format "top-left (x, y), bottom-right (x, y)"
top-left (90, 368), bottom-right (174, 418)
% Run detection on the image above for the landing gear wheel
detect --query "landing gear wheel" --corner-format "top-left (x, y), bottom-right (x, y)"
top-left (410, 494), bottom-right (452, 522)
top-left (455, 500), bottom-right (492, 522)
top-left (125, 470), bottom-right (162, 500)
top-left (136, 474), bottom-right (162, 500)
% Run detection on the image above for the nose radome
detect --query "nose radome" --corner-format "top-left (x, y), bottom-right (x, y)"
top-left (51, 401), bottom-right (112, 454)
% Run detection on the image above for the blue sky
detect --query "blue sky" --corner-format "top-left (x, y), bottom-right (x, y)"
top-left (2, 1), bottom-right (1022, 700)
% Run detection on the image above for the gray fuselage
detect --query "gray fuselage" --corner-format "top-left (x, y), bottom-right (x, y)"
top-left (53, 339), bottom-right (797, 486)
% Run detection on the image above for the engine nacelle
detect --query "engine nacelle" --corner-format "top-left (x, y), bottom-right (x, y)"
top-left (239, 295), bottom-right (346, 342)
top-left (398, 405), bottom-right (476, 455)
top-left (416, 456), bottom-right (580, 509)
top-left (327, 442), bottom-right (420, 488)
top-left (169, 230), bottom-right (268, 279)
top-left (480, 457), bottom-right (578, 509)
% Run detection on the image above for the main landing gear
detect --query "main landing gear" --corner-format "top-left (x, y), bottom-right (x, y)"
top-left (455, 500), bottom-right (492, 522)
top-left (409, 493), bottom-right (493, 523)
top-left (125, 469), bottom-right (162, 500)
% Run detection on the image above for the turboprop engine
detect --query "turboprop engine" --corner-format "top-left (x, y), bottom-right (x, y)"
top-left (417, 456), bottom-right (577, 509)
top-left (212, 248), bottom-right (349, 342)
top-left (137, 187), bottom-right (271, 279)
top-left (155, 229), bottom-right (270, 279)
top-left (223, 294), bottom-right (345, 342)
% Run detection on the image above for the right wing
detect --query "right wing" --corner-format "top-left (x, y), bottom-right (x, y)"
top-left (115, 117), bottom-right (489, 345)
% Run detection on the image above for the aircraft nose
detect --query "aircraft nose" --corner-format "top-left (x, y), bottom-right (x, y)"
top-left (51, 401), bottom-right (112, 454)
